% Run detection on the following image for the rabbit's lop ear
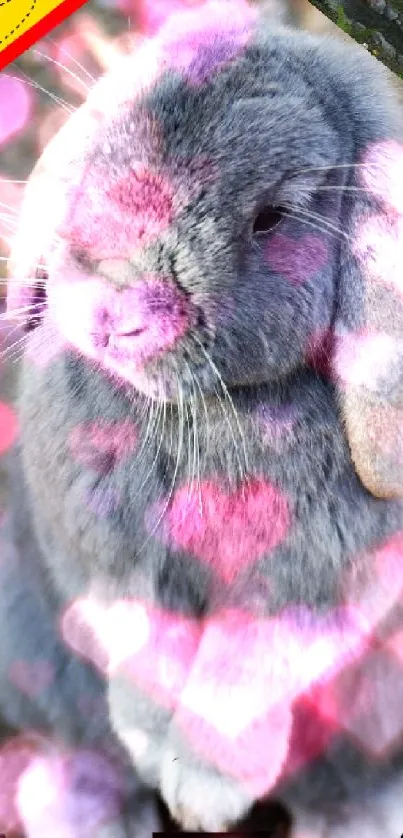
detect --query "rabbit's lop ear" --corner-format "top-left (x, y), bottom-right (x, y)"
top-left (333, 133), bottom-right (403, 499)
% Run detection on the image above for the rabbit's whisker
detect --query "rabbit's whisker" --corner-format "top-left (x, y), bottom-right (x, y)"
top-left (0, 271), bottom-right (47, 283)
top-left (136, 380), bottom-right (161, 466)
top-left (285, 206), bottom-right (350, 239)
top-left (280, 209), bottom-right (349, 241)
top-left (138, 392), bottom-right (158, 467)
top-left (213, 381), bottom-right (241, 481)
top-left (293, 162), bottom-right (379, 176)
top-left (32, 50), bottom-right (93, 94)
top-left (133, 393), bottom-right (165, 503)
top-left (181, 387), bottom-right (197, 512)
top-left (2, 275), bottom-right (48, 284)
top-left (190, 379), bottom-right (203, 514)
top-left (138, 380), bottom-right (184, 555)
top-left (135, 388), bottom-right (152, 435)
top-left (1, 332), bottom-right (31, 362)
top-left (46, 37), bottom-right (98, 84)
top-left (8, 319), bottom-right (62, 370)
top-left (314, 186), bottom-right (372, 194)
top-left (20, 66), bottom-right (79, 111)
top-left (179, 381), bottom-right (197, 516)
top-left (195, 336), bottom-right (248, 481)
top-left (1, 303), bottom-right (45, 320)
top-left (184, 397), bottom-right (195, 508)
top-left (0, 223), bottom-right (18, 236)
top-left (193, 368), bottom-right (210, 488)
top-left (0, 179), bottom-right (29, 185)
top-left (4, 73), bottom-right (76, 115)
top-left (182, 360), bottom-right (197, 505)
top-left (0, 201), bottom-right (20, 216)
top-left (0, 212), bottom-right (18, 224)
top-left (0, 324), bottom-right (25, 349)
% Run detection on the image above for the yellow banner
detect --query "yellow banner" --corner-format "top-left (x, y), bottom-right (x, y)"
top-left (0, 0), bottom-right (88, 67)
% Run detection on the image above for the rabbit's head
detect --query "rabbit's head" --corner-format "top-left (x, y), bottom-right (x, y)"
top-left (8, 0), bottom-right (403, 497)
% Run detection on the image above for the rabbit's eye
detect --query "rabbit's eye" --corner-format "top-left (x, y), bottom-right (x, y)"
top-left (252, 206), bottom-right (283, 236)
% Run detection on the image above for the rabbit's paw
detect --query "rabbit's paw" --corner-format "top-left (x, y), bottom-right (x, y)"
top-left (160, 745), bottom-right (252, 831)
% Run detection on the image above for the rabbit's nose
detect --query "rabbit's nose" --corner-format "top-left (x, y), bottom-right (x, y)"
top-left (96, 278), bottom-right (190, 365)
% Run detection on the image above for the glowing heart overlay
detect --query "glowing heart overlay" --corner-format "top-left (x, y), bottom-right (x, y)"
top-left (62, 596), bottom-right (376, 797)
top-left (149, 477), bottom-right (291, 584)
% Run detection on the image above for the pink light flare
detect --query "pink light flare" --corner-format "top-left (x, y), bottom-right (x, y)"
top-left (155, 0), bottom-right (257, 85)
top-left (16, 748), bottom-right (125, 838)
top-left (0, 76), bottom-right (33, 148)
top-left (60, 591), bottom-right (376, 798)
top-left (0, 401), bottom-right (18, 456)
top-left (0, 733), bottom-right (51, 836)
top-left (353, 211), bottom-right (403, 297)
top-left (359, 139), bottom-right (403, 215)
top-left (137, 0), bottom-right (209, 36)
top-left (333, 328), bottom-right (403, 392)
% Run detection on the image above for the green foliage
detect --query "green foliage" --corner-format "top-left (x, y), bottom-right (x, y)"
top-left (336, 4), bottom-right (352, 32)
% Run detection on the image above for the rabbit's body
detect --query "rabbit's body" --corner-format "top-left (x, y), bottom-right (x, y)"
top-left (9, 336), bottom-right (403, 835)
top-left (18, 349), bottom-right (403, 614)
top-left (5, 2), bottom-right (403, 833)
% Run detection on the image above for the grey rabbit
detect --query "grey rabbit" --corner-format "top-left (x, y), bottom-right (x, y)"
top-left (4, 0), bottom-right (403, 834)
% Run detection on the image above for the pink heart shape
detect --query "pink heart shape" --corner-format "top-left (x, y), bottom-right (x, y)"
top-left (69, 420), bottom-right (138, 473)
top-left (66, 166), bottom-right (175, 259)
top-left (266, 234), bottom-right (329, 286)
top-left (150, 477), bottom-right (291, 583)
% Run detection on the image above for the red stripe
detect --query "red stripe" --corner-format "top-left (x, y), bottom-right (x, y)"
top-left (0, 0), bottom-right (89, 71)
